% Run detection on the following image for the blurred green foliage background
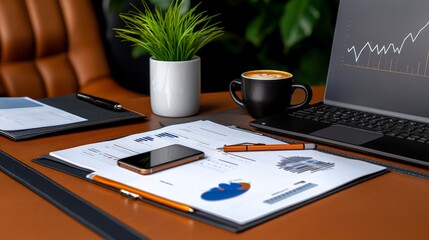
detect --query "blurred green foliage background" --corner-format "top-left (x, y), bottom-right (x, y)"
top-left (103, 0), bottom-right (339, 93)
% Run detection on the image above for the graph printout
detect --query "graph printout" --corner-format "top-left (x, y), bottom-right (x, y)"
top-left (0, 97), bottom-right (87, 131)
top-left (50, 120), bottom-right (385, 224)
top-left (325, 0), bottom-right (429, 120)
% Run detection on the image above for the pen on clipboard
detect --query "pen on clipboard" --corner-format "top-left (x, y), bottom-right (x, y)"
top-left (220, 143), bottom-right (317, 152)
top-left (88, 174), bottom-right (194, 213)
top-left (76, 93), bottom-right (123, 111)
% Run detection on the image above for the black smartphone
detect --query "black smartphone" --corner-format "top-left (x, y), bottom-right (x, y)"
top-left (117, 144), bottom-right (204, 175)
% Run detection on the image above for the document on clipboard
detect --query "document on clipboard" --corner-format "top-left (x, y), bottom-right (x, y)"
top-left (0, 97), bottom-right (86, 130)
top-left (37, 120), bottom-right (387, 231)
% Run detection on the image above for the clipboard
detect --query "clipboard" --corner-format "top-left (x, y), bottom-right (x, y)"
top-left (32, 120), bottom-right (388, 233)
top-left (0, 94), bottom-right (146, 141)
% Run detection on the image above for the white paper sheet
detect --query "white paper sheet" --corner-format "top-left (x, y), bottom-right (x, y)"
top-left (0, 97), bottom-right (87, 131)
top-left (50, 120), bottom-right (386, 224)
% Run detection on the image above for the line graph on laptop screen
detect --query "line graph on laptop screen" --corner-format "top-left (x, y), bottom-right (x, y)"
top-left (325, 0), bottom-right (429, 121)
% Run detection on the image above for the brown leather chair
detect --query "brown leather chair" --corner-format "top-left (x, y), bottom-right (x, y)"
top-left (0, 0), bottom-right (143, 101)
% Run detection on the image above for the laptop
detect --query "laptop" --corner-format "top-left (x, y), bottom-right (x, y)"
top-left (250, 0), bottom-right (429, 167)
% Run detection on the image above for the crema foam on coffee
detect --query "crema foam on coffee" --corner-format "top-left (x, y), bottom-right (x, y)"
top-left (243, 70), bottom-right (292, 80)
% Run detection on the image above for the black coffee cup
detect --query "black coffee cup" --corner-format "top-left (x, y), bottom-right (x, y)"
top-left (229, 70), bottom-right (312, 119)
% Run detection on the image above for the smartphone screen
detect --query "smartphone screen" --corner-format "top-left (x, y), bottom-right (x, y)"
top-left (117, 144), bottom-right (204, 174)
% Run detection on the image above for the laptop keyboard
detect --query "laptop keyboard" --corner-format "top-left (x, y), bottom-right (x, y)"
top-left (289, 104), bottom-right (429, 143)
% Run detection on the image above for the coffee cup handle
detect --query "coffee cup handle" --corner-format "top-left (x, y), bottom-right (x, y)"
top-left (286, 83), bottom-right (313, 110)
top-left (229, 79), bottom-right (244, 107)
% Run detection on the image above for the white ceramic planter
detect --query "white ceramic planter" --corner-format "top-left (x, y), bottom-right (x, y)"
top-left (150, 56), bottom-right (201, 117)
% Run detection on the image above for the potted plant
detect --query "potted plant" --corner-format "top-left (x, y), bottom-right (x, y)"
top-left (114, 0), bottom-right (224, 117)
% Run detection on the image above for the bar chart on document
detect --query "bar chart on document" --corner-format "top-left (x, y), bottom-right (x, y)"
top-left (339, 0), bottom-right (429, 78)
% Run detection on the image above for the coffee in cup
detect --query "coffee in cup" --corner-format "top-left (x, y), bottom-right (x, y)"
top-left (229, 70), bottom-right (312, 119)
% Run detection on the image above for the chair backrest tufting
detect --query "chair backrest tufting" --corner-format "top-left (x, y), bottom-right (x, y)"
top-left (0, 0), bottom-right (136, 100)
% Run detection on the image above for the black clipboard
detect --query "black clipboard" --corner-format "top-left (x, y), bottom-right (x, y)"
top-left (0, 94), bottom-right (146, 141)
top-left (32, 125), bottom-right (388, 233)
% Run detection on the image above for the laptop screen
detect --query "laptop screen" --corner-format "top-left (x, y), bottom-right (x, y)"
top-left (325, 0), bottom-right (429, 123)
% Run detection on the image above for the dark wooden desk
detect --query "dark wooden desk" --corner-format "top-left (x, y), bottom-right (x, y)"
top-left (1, 86), bottom-right (429, 239)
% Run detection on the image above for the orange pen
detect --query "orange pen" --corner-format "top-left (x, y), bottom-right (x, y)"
top-left (90, 174), bottom-right (194, 213)
top-left (221, 143), bottom-right (317, 152)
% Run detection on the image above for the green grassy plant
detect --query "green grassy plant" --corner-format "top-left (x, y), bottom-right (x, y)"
top-left (114, 0), bottom-right (224, 61)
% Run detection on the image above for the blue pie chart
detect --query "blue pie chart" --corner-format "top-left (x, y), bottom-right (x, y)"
top-left (201, 182), bottom-right (250, 201)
